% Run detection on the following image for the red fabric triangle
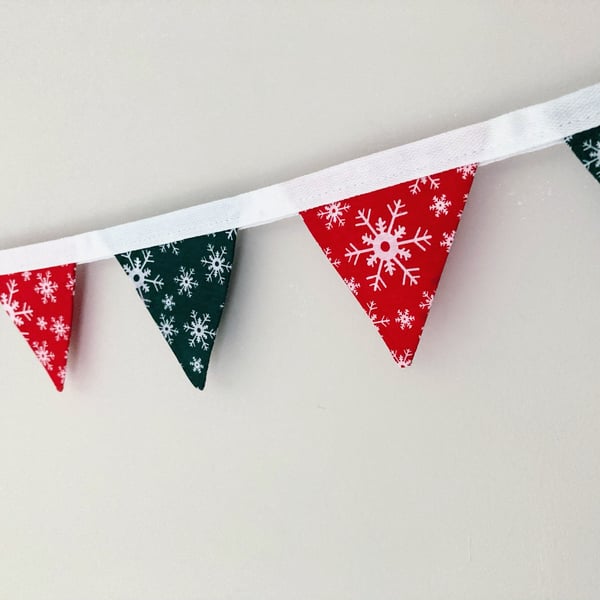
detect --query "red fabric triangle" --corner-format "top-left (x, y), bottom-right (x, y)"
top-left (301, 166), bottom-right (477, 366)
top-left (0, 264), bottom-right (77, 391)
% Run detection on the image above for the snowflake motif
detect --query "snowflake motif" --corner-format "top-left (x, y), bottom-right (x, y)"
top-left (456, 164), bottom-right (477, 179)
top-left (366, 301), bottom-right (390, 331)
top-left (162, 294), bottom-right (176, 312)
top-left (1, 279), bottom-right (34, 327)
top-left (429, 194), bottom-right (451, 218)
top-left (345, 199), bottom-right (432, 290)
top-left (58, 365), bottom-right (67, 385)
top-left (34, 270), bottom-right (59, 304)
top-left (174, 266), bottom-right (199, 297)
top-left (160, 242), bottom-right (181, 255)
top-left (581, 139), bottom-right (600, 174)
top-left (32, 340), bottom-right (55, 370)
top-left (36, 316), bottom-right (48, 330)
top-left (419, 291), bottom-right (435, 310)
top-left (395, 308), bottom-right (415, 330)
top-left (392, 348), bottom-right (413, 367)
top-left (324, 247), bottom-right (341, 268)
top-left (120, 250), bottom-right (164, 304)
top-left (440, 231), bottom-right (455, 252)
top-left (208, 229), bottom-right (236, 240)
top-left (316, 201), bottom-right (351, 229)
top-left (21, 271), bottom-right (32, 281)
top-left (158, 313), bottom-right (179, 345)
top-left (50, 315), bottom-right (70, 341)
top-left (344, 276), bottom-right (360, 295)
top-left (201, 244), bottom-right (232, 285)
top-left (65, 272), bottom-right (76, 292)
top-left (189, 356), bottom-right (204, 374)
top-left (183, 310), bottom-right (216, 350)
top-left (409, 175), bottom-right (440, 195)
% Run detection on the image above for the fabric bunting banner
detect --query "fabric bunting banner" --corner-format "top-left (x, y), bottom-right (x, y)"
top-left (0, 265), bottom-right (76, 391)
top-left (301, 166), bottom-right (476, 366)
top-left (566, 125), bottom-right (600, 184)
top-left (1, 84), bottom-right (600, 391)
top-left (115, 231), bottom-right (236, 390)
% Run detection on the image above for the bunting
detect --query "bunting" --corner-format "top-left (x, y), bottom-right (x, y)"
top-left (115, 231), bottom-right (236, 390)
top-left (566, 125), bottom-right (600, 184)
top-left (0, 265), bottom-right (76, 391)
top-left (0, 83), bottom-right (599, 391)
top-left (301, 167), bottom-right (476, 365)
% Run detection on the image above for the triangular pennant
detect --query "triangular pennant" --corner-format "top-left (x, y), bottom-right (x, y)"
top-left (565, 126), bottom-right (600, 184)
top-left (301, 166), bottom-right (477, 366)
top-left (115, 231), bottom-right (236, 390)
top-left (0, 264), bottom-right (77, 391)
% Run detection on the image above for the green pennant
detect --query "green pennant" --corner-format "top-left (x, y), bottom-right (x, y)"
top-left (565, 125), bottom-right (600, 184)
top-left (115, 230), bottom-right (236, 390)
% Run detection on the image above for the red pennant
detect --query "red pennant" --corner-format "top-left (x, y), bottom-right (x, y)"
top-left (0, 264), bottom-right (77, 391)
top-left (301, 166), bottom-right (477, 366)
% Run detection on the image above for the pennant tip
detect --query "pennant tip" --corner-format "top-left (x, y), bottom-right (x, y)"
top-left (392, 349), bottom-right (414, 368)
top-left (53, 379), bottom-right (65, 392)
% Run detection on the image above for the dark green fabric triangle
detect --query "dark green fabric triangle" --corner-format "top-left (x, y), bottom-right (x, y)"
top-left (115, 230), bottom-right (236, 390)
top-left (565, 125), bottom-right (600, 184)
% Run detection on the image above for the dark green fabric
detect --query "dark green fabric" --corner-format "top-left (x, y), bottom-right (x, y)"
top-left (565, 126), bottom-right (600, 184)
top-left (115, 230), bottom-right (236, 390)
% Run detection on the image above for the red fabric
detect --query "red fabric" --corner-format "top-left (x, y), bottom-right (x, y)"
top-left (301, 166), bottom-right (477, 366)
top-left (0, 264), bottom-right (77, 390)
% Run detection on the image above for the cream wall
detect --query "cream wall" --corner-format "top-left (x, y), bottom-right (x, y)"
top-left (1, 2), bottom-right (600, 598)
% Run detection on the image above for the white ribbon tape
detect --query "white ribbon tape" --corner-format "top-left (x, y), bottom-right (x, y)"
top-left (1, 82), bottom-right (599, 274)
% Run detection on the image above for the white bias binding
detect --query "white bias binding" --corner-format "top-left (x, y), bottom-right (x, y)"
top-left (1, 82), bottom-right (600, 274)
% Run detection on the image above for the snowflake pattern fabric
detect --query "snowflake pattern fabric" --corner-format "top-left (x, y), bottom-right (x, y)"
top-left (115, 231), bottom-right (236, 390)
top-left (0, 264), bottom-right (77, 390)
top-left (565, 126), bottom-right (600, 184)
top-left (301, 166), bottom-right (477, 366)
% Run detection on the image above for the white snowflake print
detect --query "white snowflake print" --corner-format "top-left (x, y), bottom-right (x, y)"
top-left (395, 308), bottom-right (415, 330)
top-left (317, 201), bottom-right (350, 229)
top-left (65, 272), bottom-right (76, 292)
top-left (160, 242), bottom-right (181, 255)
top-left (36, 316), bottom-right (48, 330)
top-left (183, 310), bottom-right (216, 350)
top-left (120, 250), bottom-right (164, 304)
top-left (345, 199), bottom-right (432, 290)
top-left (440, 231), bottom-right (455, 252)
top-left (429, 194), bottom-right (451, 218)
top-left (50, 315), bottom-right (70, 341)
top-left (456, 164), bottom-right (477, 179)
top-left (162, 294), bottom-right (176, 312)
top-left (366, 301), bottom-right (390, 331)
top-left (32, 340), bottom-right (55, 371)
top-left (158, 313), bottom-right (179, 345)
top-left (201, 244), bottom-right (233, 285)
top-left (392, 348), bottom-right (413, 367)
top-left (174, 266), bottom-right (199, 297)
top-left (21, 271), bottom-right (32, 281)
top-left (189, 356), bottom-right (204, 374)
top-left (58, 365), bottom-right (67, 386)
top-left (209, 230), bottom-right (236, 240)
top-left (419, 291), bottom-right (434, 310)
top-left (0, 279), bottom-right (33, 326)
top-left (344, 276), bottom-right (360, 295)
top-left (581, 138), bottom-right (600, 174)
top-left (409, 175), bottom-right (440, 195)
top-left (324, 247), bottom-right (341, 268)
top-left (34, 270), bottom-right (59, 304)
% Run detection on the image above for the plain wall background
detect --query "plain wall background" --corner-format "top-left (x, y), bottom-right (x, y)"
top-left (1, 2), bottom-right (600, 598)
